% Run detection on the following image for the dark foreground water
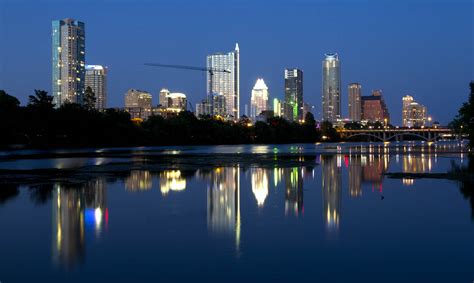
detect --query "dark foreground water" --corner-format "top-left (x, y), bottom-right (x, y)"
top-left (0, 142), bottom-right (473, 282)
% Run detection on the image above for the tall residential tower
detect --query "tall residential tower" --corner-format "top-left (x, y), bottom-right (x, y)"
top-left (52, 19), bottom-right (85, 106)
top-left (85, 65), bottom-right (107, 110)
top-left (206, 44), bottom-right (240, 119)
top-left (322, 53), bottom-right (341, 123)
top-left (348, 83), bottom-right (361, 121)
top-left (402, 95), bottom-right (427, 127)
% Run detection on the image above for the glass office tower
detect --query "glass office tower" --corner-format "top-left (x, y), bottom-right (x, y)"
top-left (283, 68), bottom-right (303, 122)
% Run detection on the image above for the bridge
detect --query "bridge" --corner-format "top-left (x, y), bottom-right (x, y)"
top-left (337, 128), bottom-right (455, 142)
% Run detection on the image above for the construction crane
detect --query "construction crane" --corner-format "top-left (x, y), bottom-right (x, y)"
top-left (144, 63), bottom-right (231, 105)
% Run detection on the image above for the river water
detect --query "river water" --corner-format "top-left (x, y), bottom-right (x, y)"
top-left (0, 142), bottom-right (472, 282)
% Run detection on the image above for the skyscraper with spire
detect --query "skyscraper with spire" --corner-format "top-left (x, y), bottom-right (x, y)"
top-left (206, 44), bottom-right (240, 119)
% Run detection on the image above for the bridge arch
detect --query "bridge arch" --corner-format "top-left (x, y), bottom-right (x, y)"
top-left (344, 133), bottom-right (385, 142)
top-left (386, 133), bottom-right (444, 142)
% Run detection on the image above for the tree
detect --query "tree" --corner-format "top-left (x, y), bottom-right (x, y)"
top-left (304, 112), bottom-right (316, 127)
top-left (0, 90), bottom-right (20, 111)
top-left (84, 86), bottom-right (97, 110)
top-left (320, 120), bottom-right (339, 141)
top-left (344, 121), bottom-right (362, 130)
top-left (451, 81), bottom-right (474, 146)
top-left (28, 89), bottom-right (55, 110)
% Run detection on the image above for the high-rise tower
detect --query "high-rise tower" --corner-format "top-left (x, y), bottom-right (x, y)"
top-left (322, 53), bottom-right (341, 122)
top-left (250, 78), bottom-right (269, 121)
top-left (52, 19), bottom-right (85, 106)
top-left (206, 44), bottom-right (240, 119)
top-left (85, 65), bottom-right (107, 110)
top-left (283, 68), bottom-right (303, 122)
top-left (348, 83), bottom-right (361, 121)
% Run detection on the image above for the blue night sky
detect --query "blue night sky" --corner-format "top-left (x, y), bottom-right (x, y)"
top-left (0, 0), bottom-right (472, 124)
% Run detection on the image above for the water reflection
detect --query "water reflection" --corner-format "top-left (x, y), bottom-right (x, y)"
top-left (251, 168), bottom-right (269, 207)
top-left (361, 154), bottom-right (388, 192)
top-left (52, 179), bottom-right (107, 267)
top-left (348, 155), bottom-right (362, 197)
top-left (284, 167), bottom-right (304, 216)
top-left (400, 154), bottom-right (435, 186)
top-left (0, 184), bottom-right (19, 204)
top-left (322, 155), bottom-right (341, 232)
top-left (204, 167), bottom-right (241, 250)
top-left (125, 170), bottom-right (152, 191)
top-left (160, 170), bottom-right (186, 195)
top-left (0, 142), bottom-right (471, 270)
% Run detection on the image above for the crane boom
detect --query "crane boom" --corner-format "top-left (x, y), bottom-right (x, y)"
top-left (144, 63), bottom-right (230, 74)
top-left (144, 62), bottom-right (232, 110)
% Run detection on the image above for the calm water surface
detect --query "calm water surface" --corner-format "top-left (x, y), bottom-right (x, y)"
top-left (0, 142), bottom-right (473, 282)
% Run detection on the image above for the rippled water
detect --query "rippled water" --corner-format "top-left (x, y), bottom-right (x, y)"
top-left (0, 142), bottom-right (472, 282)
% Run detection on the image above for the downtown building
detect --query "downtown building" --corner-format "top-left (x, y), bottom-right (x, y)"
top-left (283, 68), bottom-right (303, 122)
top-left (322, 53), bottom-right (341, 123)
top-left (85, 65), bottom-right (107, 110)
top-left (206, 43), bottom-right (240, 119)
top-left (124, 89), bottom-right (153, 120)
top-left (348, 83), bottom-right (362, 122)
top-left (157, 88), bottom-right (187, 118)
top-left (52, 18), bottom-right (86, 106)
top-left (361, 90), bottom-right (390, 124)
top-left (402, 95), bottom-right (427, 127)
top-left (273, 98), bottom-right (283, 117)
top-left (250, 78), bottom-right (269, 121)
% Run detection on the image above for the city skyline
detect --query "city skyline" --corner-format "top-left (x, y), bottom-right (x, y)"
top-left (0, 0), bottom-right (472, 124)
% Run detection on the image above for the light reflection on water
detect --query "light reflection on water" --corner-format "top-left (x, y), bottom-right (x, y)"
top-left (0, 142), bottom-right (473, 282)
top-left (46, 152), bottom-right (469, 266)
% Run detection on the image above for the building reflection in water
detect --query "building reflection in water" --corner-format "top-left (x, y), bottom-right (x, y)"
top-left (52, 178), bottom-right (108, 267)
top-left (206, 167), bottom-right (241, 251)
top-left (125, 170), bottom-right (152, 191)
top-left (361, 154), bottom-right (388, 192)
top-left (251, 168), bottom-right (269, 207)
top-left (273, 167), bottom-right (283, 187)
top-left (284, 167), bottom-right (304, 216)
top-left (159, 170), bottom-right (186, 196)
top-left (348, 155), bottom-right (362, 197)
top-left (401, 152), bottom-right (434, 186)
top-left (321, 155), bottom-right (341, 232)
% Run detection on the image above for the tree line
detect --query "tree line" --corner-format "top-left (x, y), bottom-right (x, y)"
top-left (0, 89), bottom-right (338, 148)
top-left (451, 81), bottom-right (474, 148)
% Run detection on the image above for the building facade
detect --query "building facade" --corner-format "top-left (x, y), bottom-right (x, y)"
top-left (283, 68), bottom-right (303, 122)
top-left (402, 95), bottom-right (427, 127)
top-left (212, 93), bottom-right (227, 117)
top-left (166, 93), bottom-right (187, 112)
top-left (361, 90), bottom-right (390, 124)
top-left (206, 43), bottom-right (240, 119)
top-left (124, 89), bottom-right (153, 120)
top-left (250, 78), bottom-right (269, 121)
top-left (85, 65), bottom-right (107, 110)
top-left (322, 53), bottom-right (341, 123)
top-left (273, 98), bottom-right (282, 117)
top-left (155, 91), bottom-right (187, 118)
top-left (159, 89), bottom-right (170, 107)
top-left (52, 19), bottom-right (86, 106)
top-left (348, 83), bottom-right (361, 121)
